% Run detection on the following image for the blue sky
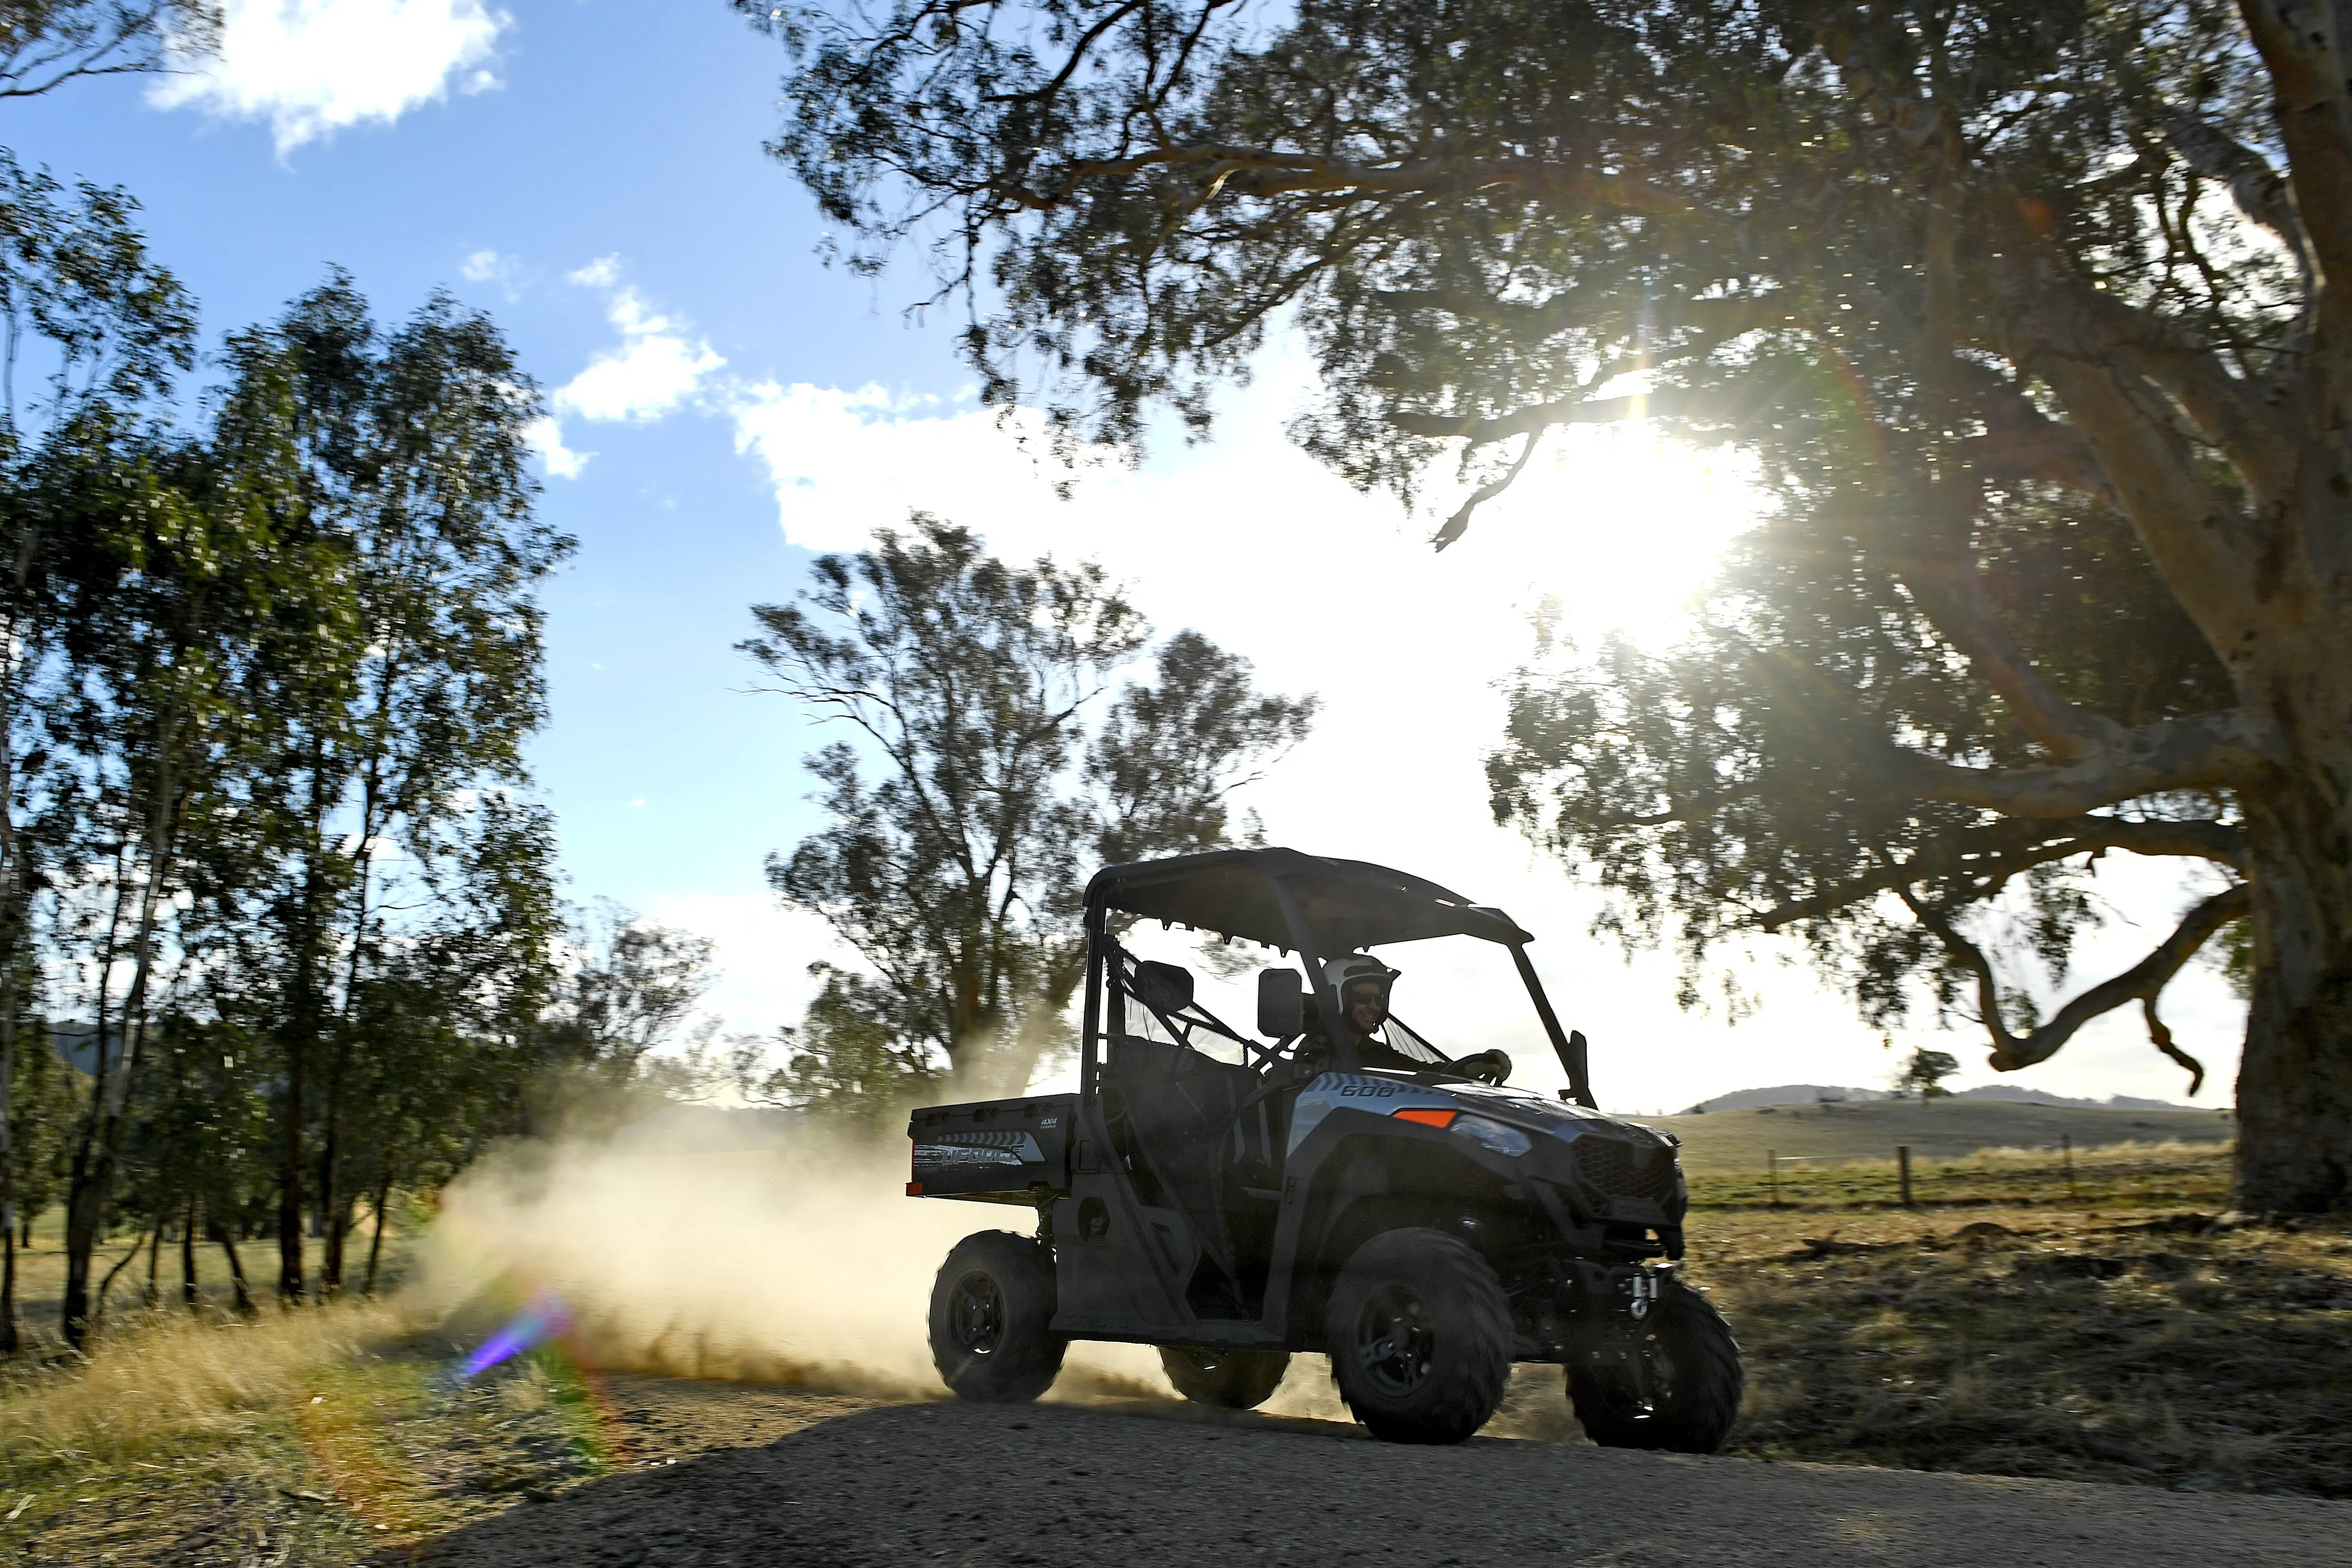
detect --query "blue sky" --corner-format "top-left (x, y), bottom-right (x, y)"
top-left (2, 0), bottom-right (2248, 1113)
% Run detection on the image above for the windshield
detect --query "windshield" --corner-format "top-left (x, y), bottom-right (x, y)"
top-left (1099, 923), bottom-right (1570, 1092)
top-left (1361, 932), bottom-right (1566, 1093)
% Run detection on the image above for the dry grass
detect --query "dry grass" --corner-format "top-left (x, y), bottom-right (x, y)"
top-left (1679, 1169), bottom-right (2352, 1495)
top-left (0, 1300), bottom-right (410, 1473)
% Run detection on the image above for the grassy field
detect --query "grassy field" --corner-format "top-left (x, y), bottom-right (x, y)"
top-left (0, 1133), bottom-right (2345, 1564)
top-left (1644, 1097), bottom-right (2235, 1177)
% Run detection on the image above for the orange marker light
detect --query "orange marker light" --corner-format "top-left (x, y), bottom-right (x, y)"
top-left (1392, 1108), bottom-right (1458, 1129)
top-left (905, 1181), bottom-right (925, 1196)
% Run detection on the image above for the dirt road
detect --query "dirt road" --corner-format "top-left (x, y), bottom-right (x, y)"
top-left (406, 1378), bottom-right (2352, 1568)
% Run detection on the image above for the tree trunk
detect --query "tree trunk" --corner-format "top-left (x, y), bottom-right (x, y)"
top-left (91, 1226), bottom-right (150, 1328)
top-left (0, 1211), bottom-right (14, 1355)
top-left (59, 863), bottom-right (129, 1346)
top-left (278, 760), bottom-right (332, 1307)
top-left (2232, 758), bottom-right (2352, 1212)
top-left (144, 1213), bottom-right (162, 1308)
top-left (210, 1216), bottom-right (254, 1317)
top-left (362, 1175), bottom-right (391, 1297)
top-left (180, 1195), bottom-right (197, 1311)
top-left (321, 1186), bottom-right (351, 1299)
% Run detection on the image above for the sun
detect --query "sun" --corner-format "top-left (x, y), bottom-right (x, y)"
top-left (1472, 422), bottom-right (1764, 652)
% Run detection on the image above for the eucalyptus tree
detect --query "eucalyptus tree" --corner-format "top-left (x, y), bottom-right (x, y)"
top-left (42, 417), bottom-right (292, 1344)
top-left (743, 0), bottom-right (2352, 1209)
top-left (332, 794), bottom-right (561, 1293)
top-left (0, 155), bottom-right (211, 1344)
top-left (744, 516), bottom-right (1315, 1095)
top-left (217, 278), bottom-right (570, 1300)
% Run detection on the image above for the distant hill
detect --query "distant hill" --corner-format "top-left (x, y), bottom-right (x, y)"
top-left (1682, 1082), bottom-right (2200, 1114)
top-left (1640, 1096), bottom-right (2234, 1176)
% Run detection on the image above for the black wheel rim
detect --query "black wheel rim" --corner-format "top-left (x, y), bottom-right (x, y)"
top-left (1353, 1284), bottom-right (1435, 1398)
top-left (948, 1270), bottom-right (1007, 1358)
top-left (1591, 1330), bottom-right (1674, 1419)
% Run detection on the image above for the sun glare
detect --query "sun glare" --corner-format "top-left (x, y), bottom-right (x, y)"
top-left (1475, 423), bottom-right (1763, 652)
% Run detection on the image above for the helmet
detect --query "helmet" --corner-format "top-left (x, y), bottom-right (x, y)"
top-left (1324, 955), bottom-right (1399, 1009)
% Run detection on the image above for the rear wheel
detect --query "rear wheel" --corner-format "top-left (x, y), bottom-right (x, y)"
top-left (929, 1231), bottom-right (1066, 1403)
top-left (1158, 1346), bottom-right (1291, 1409)
top-left (1325, 1228), bottom-right (1510, 1445)
top-left (1567, 1281), bottom-right (1743, 1453)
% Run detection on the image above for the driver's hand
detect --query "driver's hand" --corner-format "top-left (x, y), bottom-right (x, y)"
top-left (1460, 1049), bottom-right (1512, 1086)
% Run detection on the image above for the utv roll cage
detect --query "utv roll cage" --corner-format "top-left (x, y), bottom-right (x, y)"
top-left (1079, 847), bottom-right (1597, 1106)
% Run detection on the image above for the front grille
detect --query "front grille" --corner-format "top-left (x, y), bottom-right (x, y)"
top-left (1573, 1135), bottom-right (1680, 1208)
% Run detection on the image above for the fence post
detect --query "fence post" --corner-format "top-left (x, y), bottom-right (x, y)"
top-left (1768, 1149), bottom-right (1781, 1208)
top-left (1898, 1144), bottom-right (1913, 1207)
top-left (2062, 1133), bottom-right (2077, 1200)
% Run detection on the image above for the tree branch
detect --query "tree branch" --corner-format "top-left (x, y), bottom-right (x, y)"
top-left (1430, 428), bottom-right (1540, 550)
top-left (2163, 109), bottom-right (2318, 289)
top-left (1759, 814), bottom-right (2248, 931)
top-left (1899, 880), bottom-right (2245, 1072)
top-left (1876, 710), bottom-right (2280, 818)
top-left (1886, 484), bottom-right (2132, 764)
top-left (1021, 143), bottom-right (1695, 218)
top-left (2142, 995), bottom-right (2205, 1096)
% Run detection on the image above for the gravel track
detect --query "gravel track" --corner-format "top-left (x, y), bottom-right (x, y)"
top-left (406, 1378), bottom-right (2352, 1567)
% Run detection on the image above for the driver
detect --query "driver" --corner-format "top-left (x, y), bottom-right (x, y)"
top-left (1323, 956), bottom-right (1511, 1083)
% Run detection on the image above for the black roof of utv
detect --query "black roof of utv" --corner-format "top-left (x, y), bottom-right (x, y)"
top-left (1085, 847), bottom-right (1534, 955)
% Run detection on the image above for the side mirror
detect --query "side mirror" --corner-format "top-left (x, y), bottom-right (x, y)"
top-left (1257, 968), bottom-right (1304, 1039)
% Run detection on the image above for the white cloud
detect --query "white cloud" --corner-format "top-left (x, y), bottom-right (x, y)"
top-left (567, 255), bottom-right (621, 289)
top-left (727, 354), bottom-right (2247, 1112)
top-left (550, 263), bottom-right (726, 425)
top-left (461, 247), bottom-right (507, 282)
top-left (519, 261), bottom-right (723, 478)
top-left (152, 0), bottom-right (509, 155)
top-left (522, 414), bottom-right (589, 480)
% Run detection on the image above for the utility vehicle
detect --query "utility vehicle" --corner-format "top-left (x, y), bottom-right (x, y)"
top-left (907, 848), bottom-right (1742, 1447)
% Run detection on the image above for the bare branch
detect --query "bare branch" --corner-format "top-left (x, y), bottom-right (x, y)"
top-left (1430, 428), bottom-right (1539, 551)
top-left (1904, 881), bottom-right (2247, 1072)
top-left (2143, 995), bottom-right (2205, 1096)
top-left (2163, 110), bottom-right (2318, 286)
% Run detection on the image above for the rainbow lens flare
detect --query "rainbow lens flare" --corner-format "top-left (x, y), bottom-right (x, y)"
top-left (460, 1289), bottom-right (574, 1379)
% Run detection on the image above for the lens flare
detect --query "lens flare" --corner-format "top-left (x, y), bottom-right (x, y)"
top-left (460, 1290), bottom-right (573, 1379)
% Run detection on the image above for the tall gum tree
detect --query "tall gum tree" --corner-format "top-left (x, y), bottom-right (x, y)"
top-left (742, 0), bottom-right (2352, 1209)
top-left (744, 518), bottom-right (1315, 1097)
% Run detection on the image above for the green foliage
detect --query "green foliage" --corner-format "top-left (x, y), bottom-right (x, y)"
top-left (741, 0), bottom-right (2338, 1132)
top-left (751, 963), bottom-right (939, 1132)
top-left (744, 515), bottom-right (1315, 1094)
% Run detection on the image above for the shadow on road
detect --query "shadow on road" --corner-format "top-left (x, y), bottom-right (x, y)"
top-left (394, 1395), bottom-right (2352, 1568)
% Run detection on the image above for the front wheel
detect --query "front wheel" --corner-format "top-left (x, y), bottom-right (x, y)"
top-left (1325, 1228), bottom-right (1511, 1445)
top-left (1159, 1346), bottom-right (1291, 1409)
top-left (1567, 1280), bottom-right (1743, 1453)
top-left (929, 1231), bottom-right (1067, 1403)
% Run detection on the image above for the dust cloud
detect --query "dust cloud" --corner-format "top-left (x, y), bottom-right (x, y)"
top-left (405, 1107), bottom-right (1572, 1437)
top-left (406, 1109), bottom-right (1173, 1403)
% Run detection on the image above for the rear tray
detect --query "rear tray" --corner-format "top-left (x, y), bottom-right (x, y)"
top-left (907, 1094), bottom-right (1077, 1202)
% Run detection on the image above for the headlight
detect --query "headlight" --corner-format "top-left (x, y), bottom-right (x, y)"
top-left (1447, 1114), bottom-right (1532, 1158)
